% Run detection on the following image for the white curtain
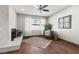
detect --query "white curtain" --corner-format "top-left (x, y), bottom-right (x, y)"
top-left (25, 16), bottom-right (46, 36)
top-left (25, 16), bottom-right (32, 36)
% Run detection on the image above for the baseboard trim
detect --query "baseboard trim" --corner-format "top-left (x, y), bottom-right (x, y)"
top-left (58, 38), bottom-right (79, 47)
top-left (23, 35), bottom-right (44, 38)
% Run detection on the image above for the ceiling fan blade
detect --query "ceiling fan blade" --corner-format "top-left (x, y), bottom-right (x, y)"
top-left (41, 5), bottom-right (48, 9)
top-left (43, 9), bottom-right (49, 12)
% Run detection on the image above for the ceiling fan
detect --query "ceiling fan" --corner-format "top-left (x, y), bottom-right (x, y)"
top-left (33, 5), bottom-right (49, 13)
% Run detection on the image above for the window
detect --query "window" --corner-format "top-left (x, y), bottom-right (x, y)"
top-left (32, 19), bottom-right (41, 26)
top-left (58, 15), bottom-right (72, 29)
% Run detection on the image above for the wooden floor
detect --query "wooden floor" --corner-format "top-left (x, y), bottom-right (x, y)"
top-left (4, 38), bottom-right (79, 54)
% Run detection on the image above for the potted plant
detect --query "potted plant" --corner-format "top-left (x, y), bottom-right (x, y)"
top-left (43, 23), bottom-right (52, 35)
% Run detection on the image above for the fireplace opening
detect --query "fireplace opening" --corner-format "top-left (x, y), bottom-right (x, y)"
top-left (11, 29), bottom-right (22, 41)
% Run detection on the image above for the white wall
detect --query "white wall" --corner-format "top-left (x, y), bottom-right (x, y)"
top-left (17, 14), bottom-right (25, 36)
top-left (0, 5), bottom-right (9, 46)
top-left (48, 6), bottom-right (79, 45)
top-left (9, 6), bottom-right (17, 29)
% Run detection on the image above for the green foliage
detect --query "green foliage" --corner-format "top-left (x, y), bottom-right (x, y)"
top-left (45, 23), bottom-right (52, 31)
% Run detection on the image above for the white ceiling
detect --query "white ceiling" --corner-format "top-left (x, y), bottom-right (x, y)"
top-left (12, 5), bottom-right (69, 17)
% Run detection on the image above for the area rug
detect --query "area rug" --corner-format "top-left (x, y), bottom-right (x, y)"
top-left (23, 37), bottom-right (52, 48)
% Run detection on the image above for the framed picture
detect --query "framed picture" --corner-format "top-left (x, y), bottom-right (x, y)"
top-left (58, 15), bottom-right (72, 29)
